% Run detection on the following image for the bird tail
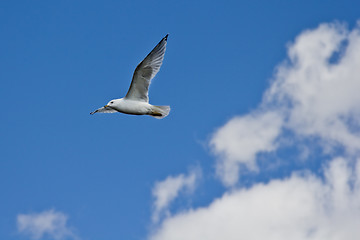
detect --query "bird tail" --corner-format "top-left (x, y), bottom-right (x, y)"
top-left (150, 105), bottom-right (171, 119)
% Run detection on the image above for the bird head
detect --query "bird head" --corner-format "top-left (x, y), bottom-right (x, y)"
top-left (104, 100), bottom-right (116, 108)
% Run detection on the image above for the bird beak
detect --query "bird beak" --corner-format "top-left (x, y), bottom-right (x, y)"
top-left (104, 105), bottom-right (109, 108)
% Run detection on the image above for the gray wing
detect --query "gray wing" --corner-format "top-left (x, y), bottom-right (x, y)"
top-left (90, 106), bottom-right (117, 115)
top-left (124, 34), bottom-right (168, 102)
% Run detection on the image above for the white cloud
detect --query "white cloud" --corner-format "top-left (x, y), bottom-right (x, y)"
top-left (267, 22), bottom-right (360, 152)
top-left (150, 157), bottom-right (360, 240)
top-left (149, 21), bottom-right (360, 240)
top-left (17, 209), bottom-right (77, 240)
top-left (152, 168), bottom-right (200, 223)
top-left (210, 111), bottom-right (283, 186)
top-left (210, 21), bottom-right (360, 186)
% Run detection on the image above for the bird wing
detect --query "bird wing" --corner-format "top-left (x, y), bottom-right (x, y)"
top-left (124, 34), bottom-right (168, 102)
top-left (90, 106), bottom-right (117, 115)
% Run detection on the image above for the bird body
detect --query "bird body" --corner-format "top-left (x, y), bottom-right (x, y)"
top-left (100, 98), bottom-right (170, 119)
top-left (90, 34), bottom-right (170, 119)
top-left (111, 98), bottom-right (152, 115)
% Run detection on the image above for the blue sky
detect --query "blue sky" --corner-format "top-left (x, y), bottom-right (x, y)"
top-left (2, 1), bottom-right (360, 240)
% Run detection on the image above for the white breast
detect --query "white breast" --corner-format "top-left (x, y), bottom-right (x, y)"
top-left (113, 99), bottom-right (152, 115)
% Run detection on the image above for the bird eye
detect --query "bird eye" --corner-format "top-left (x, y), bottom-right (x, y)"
top-left (111, 101), bottom-right (114, 104)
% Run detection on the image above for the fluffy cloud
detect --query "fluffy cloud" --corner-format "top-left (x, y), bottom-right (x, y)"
top-left (150, 21), bottom-right (360, 240)
top-left (150, 158), bottom-right (360, 240)
top-left (211, 22), bottom-right (360, 186)
top-left (210, 111), bottom-right (283, 186)
top-left (267, 22), bottom-right (360, 152)
top-left (152, 168), bottom-right (200, 223)
top-left (17, 209), bottom-right (77, 240)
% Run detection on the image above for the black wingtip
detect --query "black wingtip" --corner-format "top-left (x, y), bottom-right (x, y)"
top-left (164, 34), bottom-right (169, 41)
top-left (90, 109), bottom-right (98, 115)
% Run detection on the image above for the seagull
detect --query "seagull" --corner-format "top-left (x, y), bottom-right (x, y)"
top-left (90, 34), bottom-right (170, 119)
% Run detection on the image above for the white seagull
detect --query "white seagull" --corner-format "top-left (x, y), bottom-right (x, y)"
top-left (90, 34), bottom-right (170, 119)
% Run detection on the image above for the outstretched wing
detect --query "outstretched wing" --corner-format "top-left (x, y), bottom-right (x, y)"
top-left (124, 34), bottom-right (168, 102)
top-left (90, 106), bottom-right (117, 115)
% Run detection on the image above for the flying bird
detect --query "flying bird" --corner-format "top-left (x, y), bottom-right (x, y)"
top-left (90, 34), bottom-right (170, 119)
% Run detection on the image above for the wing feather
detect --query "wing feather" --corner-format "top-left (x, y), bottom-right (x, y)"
top-left (90, 106), bottom-right (117, 115)
top-left (124, 34), bottom-right (168, 102)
